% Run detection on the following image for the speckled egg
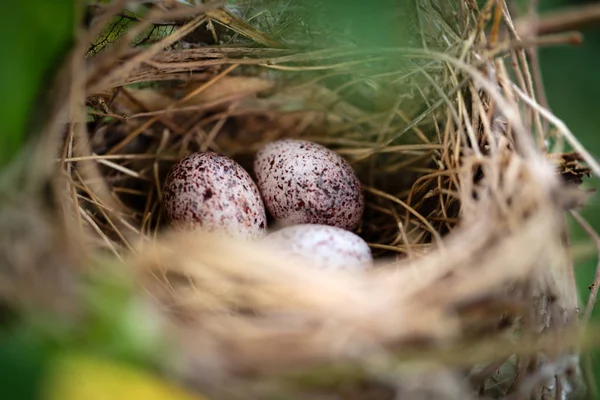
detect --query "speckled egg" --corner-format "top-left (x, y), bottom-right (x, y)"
top-left (253, 139), bottom-right (364, 230)
top-left (163, 152), bottom-right (267, 239)
top-left (263, 224), bottom-right (372, 271)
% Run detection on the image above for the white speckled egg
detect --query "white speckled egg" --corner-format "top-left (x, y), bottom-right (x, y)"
top-left (263, 224), bottom-right (372, 271)
top-left (163, 152), bottom-right (267, 239)
top-left (253, 139), bottom-right (364, 231)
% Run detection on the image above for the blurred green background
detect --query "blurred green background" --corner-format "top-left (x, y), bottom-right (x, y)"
top-left (0, 1), bottom-right (73, 169)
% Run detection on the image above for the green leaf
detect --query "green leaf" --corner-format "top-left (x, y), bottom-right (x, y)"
top-left (75, 260), bottom-right (169, 369)
top-left (0, 2), bottom-right (74, 168)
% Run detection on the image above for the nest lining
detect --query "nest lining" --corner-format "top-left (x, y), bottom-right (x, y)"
top-left (58, 1), bottom-right (595, 399)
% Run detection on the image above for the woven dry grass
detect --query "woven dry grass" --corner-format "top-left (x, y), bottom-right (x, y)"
top-left (51, 0), bottom-right (600, 399)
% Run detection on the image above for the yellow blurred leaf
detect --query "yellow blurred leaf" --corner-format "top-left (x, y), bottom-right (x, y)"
top-left (41, 353), bottom-right (207, 400)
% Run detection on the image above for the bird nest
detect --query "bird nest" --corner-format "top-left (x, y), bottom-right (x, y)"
top-left (57, 0), bottom-right (597, 399)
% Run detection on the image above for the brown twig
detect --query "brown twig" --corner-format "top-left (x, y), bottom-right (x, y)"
top-left (571, 211), bottom-right (600, 323)
top-left (515, 2), bottom-right (600, 37)
top-left (205, 9), bottom-right (281, 48)
top-left (526, 0), bottom-right (550, 135)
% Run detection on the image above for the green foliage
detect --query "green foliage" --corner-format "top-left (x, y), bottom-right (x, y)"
top-left (0, 333), bottom-right (49, 400)
top-left (75, 260), bottom-right (168, 369)
top-left (0, 258), bottom-right (169, 398)
top-left (308, 0), bottom-right (419, 47)
top-left (88, 6), bottom-right (177, 56)
top-left (0, 2), bottom-right (74, 168)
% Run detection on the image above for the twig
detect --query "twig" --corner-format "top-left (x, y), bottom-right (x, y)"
top-left (570, 211), bottom-right (600, 323)
top-left (501, 0), bottom-right (546, 150)
top-left (60, 153), bottom-right (178, 162)
top-left (511, 31), bottom-right (583, 50)
top-left (526, 0), bottom-right (551, 135)
top-left (96, 158), bottom-right (150, 181)
top-left (515, 2), bottom-right (600, 37)
top-left (205, 9), bottom-right (281, 48)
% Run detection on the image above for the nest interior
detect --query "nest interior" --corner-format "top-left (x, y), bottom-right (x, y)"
top-left (80, 0), bottom-right (470, 257)
top-left (57, 0), bottom-right (596, 399)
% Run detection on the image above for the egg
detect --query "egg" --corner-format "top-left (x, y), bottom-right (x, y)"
top-left (253, 139), bottom-right (364, 230)
top-left (263, 224), bottom-right (372, 271)
top-left (163, 152), bottom-right (267, 239)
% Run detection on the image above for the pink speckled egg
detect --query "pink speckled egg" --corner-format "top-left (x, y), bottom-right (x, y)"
top-left (253, 139), bottom-right (364, 230)
top-left (264, 224), bottom-right (372, 271)
top-left (163, 152), bottom-right (267, 239)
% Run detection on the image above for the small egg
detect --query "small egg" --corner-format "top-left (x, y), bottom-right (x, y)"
top-left (254, 139), bottom-right (364, 231)
top-left (163, 152), bottom-right (267, 239)
top-left (263, 224), bottom-right (372, 271)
